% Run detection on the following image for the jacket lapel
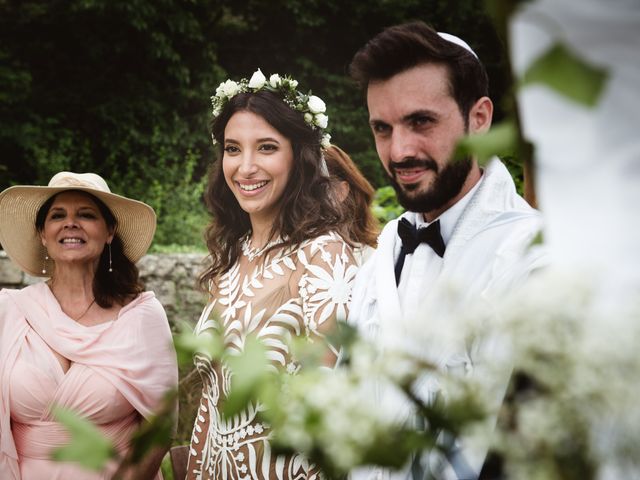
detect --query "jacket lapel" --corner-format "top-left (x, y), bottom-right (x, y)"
top-left (373, 217), bottom-right (405, 338)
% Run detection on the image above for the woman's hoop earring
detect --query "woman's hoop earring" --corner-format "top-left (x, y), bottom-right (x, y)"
top-left (108, 243), bottom-right (113, 272)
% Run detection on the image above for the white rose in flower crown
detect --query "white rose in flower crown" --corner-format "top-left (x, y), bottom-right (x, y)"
top-left (221, 79), bottom-right (241, 97)
top-left (315, 113), bottom-right (329, 129)
top-left (248, 69), bottom-right (266, 89)
top-left (289, 79), bottom-right (298, 88)
top-left (304, 112), bottom-right (313, 123)
top-left (321, 133), bottom-right (332, 149)
top-left (307, 95), bottom-right (326, 114)
top-left (269, 73), bottom-right (281, 88)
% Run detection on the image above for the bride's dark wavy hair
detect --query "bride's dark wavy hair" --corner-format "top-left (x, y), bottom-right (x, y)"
top-left (199, 90), bottom-right (347, 290)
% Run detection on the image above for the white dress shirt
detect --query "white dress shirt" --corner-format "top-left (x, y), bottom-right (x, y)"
top-left (397, 178), bottom-right (483, 322)
top-left (349, 158), bottom-right (546, 480)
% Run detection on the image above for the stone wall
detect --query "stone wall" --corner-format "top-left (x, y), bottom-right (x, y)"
top-left (0, 250), bottom-right (208, 329)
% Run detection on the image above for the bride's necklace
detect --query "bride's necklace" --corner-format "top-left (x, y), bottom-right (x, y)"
top-left (241, 235), bottom-right (282, 262)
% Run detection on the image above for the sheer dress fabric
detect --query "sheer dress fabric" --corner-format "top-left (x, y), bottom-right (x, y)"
top-left (0, 282), bottom-right (178, 479)
top-left (187, 233), bottom-right (358, 480)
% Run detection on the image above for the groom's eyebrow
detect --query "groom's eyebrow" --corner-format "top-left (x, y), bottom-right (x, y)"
top-left (369, 118), bottom-right (389, 129)
top-left (404, 109), bottom-right (438, 123)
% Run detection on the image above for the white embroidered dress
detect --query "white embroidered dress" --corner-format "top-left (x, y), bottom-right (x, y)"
top-left (187, 232), bottom-right (357, 480)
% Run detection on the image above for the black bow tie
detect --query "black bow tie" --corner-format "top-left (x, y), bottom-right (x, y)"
top-left (394, 217), bottom-right (446, 285)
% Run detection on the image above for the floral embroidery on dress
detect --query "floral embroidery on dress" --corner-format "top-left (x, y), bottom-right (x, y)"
top-left (187, 233), bottom-right (358, 479)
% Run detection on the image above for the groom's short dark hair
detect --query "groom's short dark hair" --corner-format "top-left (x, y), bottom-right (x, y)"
top-left (349, 21), bottom-right (489, 119)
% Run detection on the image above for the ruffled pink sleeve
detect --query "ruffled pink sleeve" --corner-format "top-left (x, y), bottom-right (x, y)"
top-left (0, 290), bottom-right (28, 480)
top-left (92, 293), bottom-right (179, 419)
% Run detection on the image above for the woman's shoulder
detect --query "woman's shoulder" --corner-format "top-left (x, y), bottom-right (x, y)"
top-left (295, 231), bottom-right (357, 267)
top-left (1, 282), bottom-right (47, 304)
top-left (0, 287), bottom-right (12, 311)
top-left (298, 231), bottom-right (352, 250)
top-left (0, 284), bottom-right (46, 328)
top-left (119, 291), bottom-right (167, 322)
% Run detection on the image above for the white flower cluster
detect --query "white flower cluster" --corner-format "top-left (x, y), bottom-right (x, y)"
top-left (211, 68), bottom-right (331, 148)
top-left (479, 268), bottom-right (640, 478)
top-left (266, 366), bottom-right (401, 472)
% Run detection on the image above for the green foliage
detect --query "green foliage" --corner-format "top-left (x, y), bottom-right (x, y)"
top-left (454, 121), bottom-right (518, 164)
top-left (223, 335), bottom-right (270, 417)
top-left (151, 243), bottom-right (208, 254)
top-left (175, 322), bottom-right (271, 419)
top-left (371, 186), bottom-right (404, 225)
top-left (126, 391), bottom-right (177, 464)
top-left (173, 321), bottom-right (224, 366)
top-left (521, 42), bottom-right (608, 107)
top-left (0, 0), bottom-right (222, 249)
top-left (168, 322), bottom-right (489, 479)
top-left (1, 0), bottom-right (508, 225)
top-left (502, 155), bottom-right (524, 196)
top-left (529, 230), bottom-right (544, 247)
top-left (111, 147), bottom-right (209, 249)
top-left (51, 406), bottom-right (116, 471)
top-left (51, 394), bottom-right (178, 475)
top-left (160, 454), bottom-right (174, 480)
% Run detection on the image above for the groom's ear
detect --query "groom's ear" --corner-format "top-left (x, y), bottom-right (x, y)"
top-left (468, 96), bottom-right (493, 134)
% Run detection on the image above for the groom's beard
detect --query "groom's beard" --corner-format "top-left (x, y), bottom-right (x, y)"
top-left (388, 156), bottom-right (472, 213)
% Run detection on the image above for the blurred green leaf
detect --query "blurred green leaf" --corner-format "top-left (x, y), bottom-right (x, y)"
top-left (173, 321), bottom-right (224, 366)
top-left (328, 321), bottom-right (359, 352)
top-left (51, 406), bottom-right (116, 471)
top-left (326, 321), bottom-right (360, 366)
top-left (360, 428), bottom-right (431, 470)
top-left (484, 0), bottom-right (533, 29)
top-left (288, 336), bottom-right (325, 369)
top-left (127, 390), bottom-right (178, 463)
top-left (529, 230), bottom-right (544, 247)
top-left (521, 42), bottom-right (608, 107)
top-left (454, 121), bottom-right (518, 164)
top-left (223, 335), bottom-right (270, 418)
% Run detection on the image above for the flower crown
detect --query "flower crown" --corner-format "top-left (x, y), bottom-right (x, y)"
top-left (211, 69), bottom-right (331, 148)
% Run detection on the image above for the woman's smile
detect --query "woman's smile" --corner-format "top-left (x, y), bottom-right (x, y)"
top-left (236, 179), bottom-right (270, 194)
top-left (223, 111), bottom-right (294, 227)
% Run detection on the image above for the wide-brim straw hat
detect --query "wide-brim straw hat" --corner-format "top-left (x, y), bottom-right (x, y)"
top-left (0, 171), bottom-right (156, 277)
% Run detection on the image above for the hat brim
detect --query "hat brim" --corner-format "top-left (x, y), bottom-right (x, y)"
top-left (0, 185), bottom-right (156, 277)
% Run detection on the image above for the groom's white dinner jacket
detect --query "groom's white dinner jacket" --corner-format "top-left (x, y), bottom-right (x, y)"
top-left (348, 158), bottom-right (547, 479)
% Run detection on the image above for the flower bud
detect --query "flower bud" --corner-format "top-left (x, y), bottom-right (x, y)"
top-left (307, 95), bottom-right (326, 114)
top-left (315, 113), bottom-right (329, 129)
top-left (248, 69), bottom-right (266, 89)
top-left (269, 73), bottom-right (281, 88)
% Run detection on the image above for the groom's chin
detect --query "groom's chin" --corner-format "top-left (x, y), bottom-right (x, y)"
top-left (393, 185), bottom-right (430, 212)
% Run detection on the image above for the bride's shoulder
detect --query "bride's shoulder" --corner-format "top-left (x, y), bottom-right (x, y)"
top-left (295, 232), bottom-right (356, 267)
top-left (301, 231), bottom-right (351, 249)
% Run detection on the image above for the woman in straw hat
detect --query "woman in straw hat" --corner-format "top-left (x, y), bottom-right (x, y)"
top-left (0, 172), bottom-right (178, 479)
top-left (186, 70), bottom-right (359, 479)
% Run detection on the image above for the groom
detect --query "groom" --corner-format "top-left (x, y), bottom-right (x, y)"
top-left (348, 21), bottom-right (545, 479)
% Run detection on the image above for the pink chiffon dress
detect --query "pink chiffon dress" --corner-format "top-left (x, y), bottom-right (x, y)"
top-left (0, 282), bottom-right (178, 480)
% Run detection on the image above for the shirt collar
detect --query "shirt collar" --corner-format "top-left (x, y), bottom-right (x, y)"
top-left (411, 173), bottom-right (484, 244)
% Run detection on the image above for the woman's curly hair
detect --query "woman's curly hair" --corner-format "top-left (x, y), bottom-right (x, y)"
top-left (199, 90), bottom-right (349, 290)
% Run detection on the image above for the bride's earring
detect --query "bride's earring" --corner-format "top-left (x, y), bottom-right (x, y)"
top-left (108, 243), bottom-right (113, 272)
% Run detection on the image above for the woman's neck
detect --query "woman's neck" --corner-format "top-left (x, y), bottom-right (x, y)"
top-left (249, 217), bottom-right (278, 248)
top-left (48, 264), bottom-right (96, 304)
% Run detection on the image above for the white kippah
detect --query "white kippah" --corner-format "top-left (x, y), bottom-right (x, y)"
top-left (437, 32), bottom-right (479, 59)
